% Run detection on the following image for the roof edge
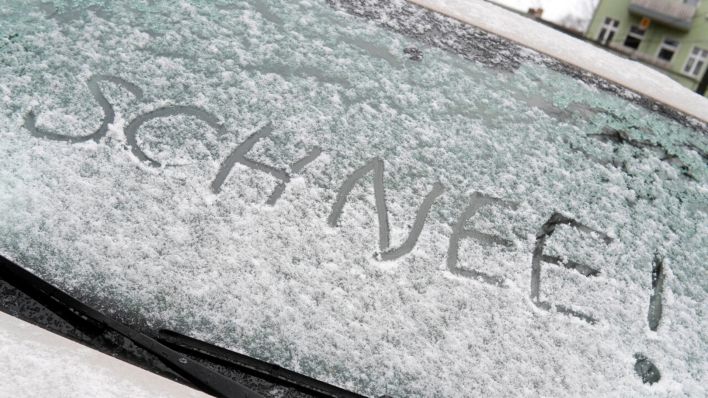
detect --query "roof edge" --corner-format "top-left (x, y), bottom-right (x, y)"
top-left (407, 0), bottom-right (708, 123)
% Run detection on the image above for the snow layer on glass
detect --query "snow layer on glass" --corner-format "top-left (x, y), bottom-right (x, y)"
top-left (0, 1), bottom-right (705, 396)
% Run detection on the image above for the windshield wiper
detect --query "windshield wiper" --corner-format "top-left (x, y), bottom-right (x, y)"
top-left (158, 329), bottom-right (367, 398)
top-left (0, 254), bottom-right (263, 398)
top-left (0, 254), bottom-right (373, 397)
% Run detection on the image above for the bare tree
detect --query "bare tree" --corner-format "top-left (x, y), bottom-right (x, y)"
top-left (556, 0), bottom-right (599, 32)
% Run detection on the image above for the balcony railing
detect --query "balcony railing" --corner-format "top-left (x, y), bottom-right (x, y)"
top-left (629, 0), bottom-right (697, 31)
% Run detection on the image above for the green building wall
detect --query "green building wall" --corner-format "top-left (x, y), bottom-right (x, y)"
top-left (586, 0), bottom-right (708, 95)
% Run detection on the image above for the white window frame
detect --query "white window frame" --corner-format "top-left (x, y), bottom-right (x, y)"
top-left (623, 25), bottom-right (645, 50)
top-left (656, 37), bottom-right (680, 63)
top-left (597, 17), bottom-right (620, 46)
top-left (683, 46), bottom-right (708, 78)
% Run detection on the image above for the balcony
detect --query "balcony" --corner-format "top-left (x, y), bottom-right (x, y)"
top-left (629, 0), bottom-right (697, 31)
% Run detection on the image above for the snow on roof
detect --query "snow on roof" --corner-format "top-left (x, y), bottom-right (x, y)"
top-left (411, 0), bottom-right (708, 122)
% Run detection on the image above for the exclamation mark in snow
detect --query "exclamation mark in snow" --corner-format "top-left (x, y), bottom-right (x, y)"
top-left (634, 256), bottom-right (664, 385)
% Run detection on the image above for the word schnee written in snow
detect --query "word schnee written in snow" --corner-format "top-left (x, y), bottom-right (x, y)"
top-left (24, 75), bottom-right (665, 384)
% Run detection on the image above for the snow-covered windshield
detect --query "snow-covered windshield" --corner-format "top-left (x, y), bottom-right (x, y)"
top-left (1, 0), bottom-right (706, 396)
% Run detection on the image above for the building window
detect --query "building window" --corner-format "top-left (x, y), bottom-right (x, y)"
top-left (597, 17), bottom-right (620, 45)
top-left (683, 47), bottom-right (708, 77)
top-left (623, 25), bottom-right (645, 50)
top-left (657, 38), bottom-right (679, 62)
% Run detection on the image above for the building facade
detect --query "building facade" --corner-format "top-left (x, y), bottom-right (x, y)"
top-left (586, 0), bottom-right (708, 96)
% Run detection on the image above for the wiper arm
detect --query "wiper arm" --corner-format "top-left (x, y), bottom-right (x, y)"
top-left (158, 329), bottom-right (367, 398)
top-left (0, 254), bottom-right (263, 398)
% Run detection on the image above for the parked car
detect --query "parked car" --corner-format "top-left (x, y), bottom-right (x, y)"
top-left (0, 0), bottom-right (705, 397)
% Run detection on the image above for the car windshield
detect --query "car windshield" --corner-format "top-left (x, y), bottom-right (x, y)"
top-left (0, 0), bottom-right (706, 396)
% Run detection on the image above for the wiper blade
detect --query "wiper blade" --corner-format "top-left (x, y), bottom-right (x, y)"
top-left (158, 329), bottom-right (367, 398)
top-left (0, 254), bottom-right (263, 398)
